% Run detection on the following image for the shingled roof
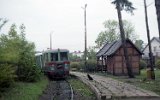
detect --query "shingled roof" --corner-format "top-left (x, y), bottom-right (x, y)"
top-left (96, 41), bottom-right (116, 57)
top-left (96, 39), bottom-right (142, 57)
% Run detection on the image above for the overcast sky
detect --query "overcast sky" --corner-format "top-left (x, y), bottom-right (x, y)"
top-left (0, 0), bottom-right (158, 52)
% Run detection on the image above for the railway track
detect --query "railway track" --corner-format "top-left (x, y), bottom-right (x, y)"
top-left (52, 79), bottom-right (74, 100)
top-left (39, 79), bottom-right (74, 100)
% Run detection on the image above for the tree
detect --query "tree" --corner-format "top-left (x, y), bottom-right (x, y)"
top-left (95, 20), bottom-right (119, 48)
top-left (135, 39), bottom-right (144, 51)
top-left (0, 18), bottom-right (7, 31)
top-left (95, 20), bottom-right (137, 49)
top-left (69, 53), bottom-right (82, 62)
top-left (111, 0), bottom-right (135, 78)
top-left (87, 46), bottom-right (96, 60)
top-left (0, 23), bottom-right (41, 82)
top-left (155, 0), bottom-right (160, 38)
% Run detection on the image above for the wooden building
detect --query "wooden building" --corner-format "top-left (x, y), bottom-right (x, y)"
top-left (96, 39), bottom-right (142, 75)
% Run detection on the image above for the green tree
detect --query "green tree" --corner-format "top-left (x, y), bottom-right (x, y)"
top-left (69, 53), bottom-right (82, 62)
top-left (87, 46), bottom-right (96, 60)
top-left (111, 0), bottom-right (135, 78)
top-left (0, 18), bottom-right (7, 31)
top-left (95, 20), bottom-right (119, 48)
top-left (0, 23), bottom-right (41, 82)
top-left (95, 20), bottom-right (137, 49)
top-left (135, 39), bottom-right (144, 51)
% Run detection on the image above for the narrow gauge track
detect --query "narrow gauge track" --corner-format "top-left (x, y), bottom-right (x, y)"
top-left (52, 79), bottom-right (73, 100)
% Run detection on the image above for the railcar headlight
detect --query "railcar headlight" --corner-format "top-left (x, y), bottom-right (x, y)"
top-left (50, 67), bottom-right (54, 71)
top-left (65, 64), bottom-right (69, 69)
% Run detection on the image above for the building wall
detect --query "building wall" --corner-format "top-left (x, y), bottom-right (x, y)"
top-left (107, 43), bottom-right (140, 75)
top-left (143, 39), bottom-right (160, 58)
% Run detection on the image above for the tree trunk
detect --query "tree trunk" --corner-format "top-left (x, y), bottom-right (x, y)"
top-left (116, 2), bottom-right (134, 78)
top-left (144, 0), bottom-right (155, 79)
top-left (155, 0), bottom-right (160, 39)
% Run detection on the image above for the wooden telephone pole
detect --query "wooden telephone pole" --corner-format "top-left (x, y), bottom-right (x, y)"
top-left (82, 4), bottom-right (87, 71)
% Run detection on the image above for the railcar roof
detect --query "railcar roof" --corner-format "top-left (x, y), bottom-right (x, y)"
top-left (43, 49), bottom-right (69, 53)
top-left (35, 53), bottom-right (42, 56)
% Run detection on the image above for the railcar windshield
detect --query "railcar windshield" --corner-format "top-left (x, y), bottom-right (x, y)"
top-left (51, 53), bottom-right (58, 61)
top-left (60, 52), bottom-right (68, 61)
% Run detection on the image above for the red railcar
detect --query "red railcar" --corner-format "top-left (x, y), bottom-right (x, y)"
top-left (41, 49), bottom-right (70, 78)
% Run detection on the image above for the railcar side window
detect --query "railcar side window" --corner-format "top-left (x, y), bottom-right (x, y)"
top-left (51, 53), bottom-right (58, 61)
top-left (60, 52), bottom-right (68, 61)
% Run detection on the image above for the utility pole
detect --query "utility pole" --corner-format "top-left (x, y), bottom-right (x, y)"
top-left (144, 0), bottom-right (155, 80)
top-left (82, 4), bottom-right (87, 72)
top-left (50, 31), bottom-right (53, 50)
top-left (155, 0), bottom-right (160, 39)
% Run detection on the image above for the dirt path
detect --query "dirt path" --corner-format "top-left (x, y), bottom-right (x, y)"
top-left (71, 72), bottom-right (160, 100)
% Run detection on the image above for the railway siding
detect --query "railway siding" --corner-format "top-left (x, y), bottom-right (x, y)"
top-left (70, 72), bottom-right (160, 100)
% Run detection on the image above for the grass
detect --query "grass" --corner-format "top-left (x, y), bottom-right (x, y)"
top-left (68, 76), bottom-right (96, 99)
top-left (0, 76), bottom-right (49, 100)
top-left (96, 69), bottom-right (160, 95)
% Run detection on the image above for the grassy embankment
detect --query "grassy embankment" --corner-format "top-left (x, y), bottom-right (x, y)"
top-left (0, 76), bottom-right (48, 100)
top-left (68, 76), bottom-right (96, 100)
top-left (97, 69), bottom-right (160, 95)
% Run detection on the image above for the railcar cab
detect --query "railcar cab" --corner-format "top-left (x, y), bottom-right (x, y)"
top-left (42, 49), bottom-right (70, 78)
top-left (35, 53), bottom-right (43, 68)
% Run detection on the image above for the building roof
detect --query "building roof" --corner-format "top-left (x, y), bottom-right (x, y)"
top-left (142, 37), bottom-right (160, 52)
top-left (96, 39), bottom-right (142, 57)
top-left (43, 48), bottom-right (69, 53)
top-left (96, 41), bottom-right (116, 57)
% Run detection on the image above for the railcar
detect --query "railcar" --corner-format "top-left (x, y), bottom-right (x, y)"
top-left (36, 49), bottom-right (70, 78)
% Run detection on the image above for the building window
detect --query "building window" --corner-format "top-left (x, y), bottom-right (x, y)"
top-left (154, 46), bottom-right (157, 52)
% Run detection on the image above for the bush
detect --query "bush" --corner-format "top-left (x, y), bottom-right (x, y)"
top-left (155, 59), bottom-right (160, 69)
top-left (140, 60), bottom-right (147, 69)
top-left (86, 60), bottom-right (97, 72)
top-left (70, 62), bottom-right (81, 71)
top-left (16, 65), bottom-right (42, 82)
top-left (0, 64), bottom-right (15, 93)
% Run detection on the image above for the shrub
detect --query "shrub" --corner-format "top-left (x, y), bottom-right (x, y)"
top-left (155, 59), bottom-right (160, 69)
top-left (16, 65), bottom-right (42, 82)
top-left (86, 60), bottom-right (97, 72)
top-left (70, 62), bottom-right (81, 71)
top-left (0, 64), bottom-right (15, 93)
top-left (140, 60), bottom-right (147, 69)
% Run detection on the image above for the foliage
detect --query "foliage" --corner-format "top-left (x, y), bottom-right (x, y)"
top-left (70, 62), bottom-right (81, 71)
top-left (134, 39), bottom-right (144, 51)
top-left (140, 60), bottom-right (147, 69)
top-left (0, 64), bottom-right (15, 93)
top-left (69, 53), bottom-right (82, 62)
top-left (0, 18), bottom-right (8, 31)
top-left (95, 20), bottom-right (138, 48)
top-left (155, 59), bottom-right (160, 69)
top-left (87, 46), bottom-right (96, 60)
top-left (86, 60), bottom-right (97, 72)
top-left (0, 23), bottom-right (41, 83)
top-left (95, 20), bottom-right (119, 48)
top-left (111, 0), bottom-right (135, 13)
top-left (16, 65), bottom-right (42, 82)
top-left (0, 76), bottom-right (48, 100)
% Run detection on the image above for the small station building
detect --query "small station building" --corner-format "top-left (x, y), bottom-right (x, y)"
top-left (96, 39), bottom-right (142, 75)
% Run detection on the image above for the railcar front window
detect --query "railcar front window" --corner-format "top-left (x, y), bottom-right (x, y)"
top-left (60, 52), bottom-right (68, 61)
top-left (51, 53), bottom-right (58, 61)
